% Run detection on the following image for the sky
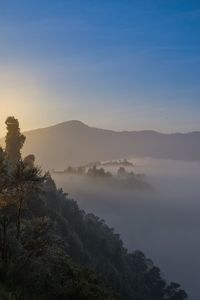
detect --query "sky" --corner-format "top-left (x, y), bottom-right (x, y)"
top-left (0, 0), bottom-right (200, 136)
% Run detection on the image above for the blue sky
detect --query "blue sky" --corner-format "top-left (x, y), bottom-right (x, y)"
top-left (0, 0), bottom-right (200, 134)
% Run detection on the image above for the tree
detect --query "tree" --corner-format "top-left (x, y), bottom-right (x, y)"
top-left (5, 117), bottom-right (25, 169)
top-left (13, 159), bottom-right (45, 240)
top-left (0, 148), bottom-right (15, 273)
top-left (117, 167), bottom-right (126, 178)
top-left (3, 118), bottom-right (45, 240)
top-left (165, 282), bottom-right (188, 300)
top-left (0, 148), bottom-right (9, 193)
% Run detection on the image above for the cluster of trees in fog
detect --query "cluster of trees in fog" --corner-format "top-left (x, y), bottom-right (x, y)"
top-left (54, 164), bottom-right (149, 190)
top-left (0, 117), bottom-right (188, 299)
top-left (85, 159), bottom-right (134, 168)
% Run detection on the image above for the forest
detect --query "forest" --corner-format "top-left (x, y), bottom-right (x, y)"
top-left (53, 164), bottom-right (150, 190)
top-left (0, 117), bottom-right (188, 300)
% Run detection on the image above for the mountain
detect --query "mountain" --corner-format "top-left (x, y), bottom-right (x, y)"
top-left (1, 120), bottom-right (200, 169)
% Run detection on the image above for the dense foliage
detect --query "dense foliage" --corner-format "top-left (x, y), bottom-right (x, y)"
top-left (5, 117), bottom-right (25, 169)
top-left (0, 117), bottom-right (188, 300)
top-left (54, 164), bottom-right (149, 190)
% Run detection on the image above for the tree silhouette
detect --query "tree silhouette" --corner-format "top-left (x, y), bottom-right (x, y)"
top-left (13, 159), bottom-right (45, 239)
top-left (5, 116), bottom-right (25, 170)
top-left (4, 118), bottom-right (45, 239)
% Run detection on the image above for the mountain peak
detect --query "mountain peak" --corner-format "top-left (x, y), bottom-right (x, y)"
top-left (67, 120), bottom-right (88, 126)
top-left (52, 120), bottom-right (89, 130)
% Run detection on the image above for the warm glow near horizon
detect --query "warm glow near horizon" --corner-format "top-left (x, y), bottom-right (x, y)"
top-left (0, 70), bottom-right (42, 136)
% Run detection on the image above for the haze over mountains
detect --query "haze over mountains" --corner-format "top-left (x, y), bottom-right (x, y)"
top-left (1, 120), bottom-right (200, 169)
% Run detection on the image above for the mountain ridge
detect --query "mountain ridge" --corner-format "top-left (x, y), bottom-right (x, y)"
top-left (1, 120), bottom-right (200, 168)
top-left (1, 119), bottom-right (200, 138)
top-left (22, 120), bottom-right (200, 136)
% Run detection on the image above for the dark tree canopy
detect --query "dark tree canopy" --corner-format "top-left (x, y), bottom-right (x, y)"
top-left (5, 116), bottom-right (26, 168)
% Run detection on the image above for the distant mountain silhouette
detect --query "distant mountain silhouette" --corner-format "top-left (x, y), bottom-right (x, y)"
top-left (1, 120), bottom-right (200, 168)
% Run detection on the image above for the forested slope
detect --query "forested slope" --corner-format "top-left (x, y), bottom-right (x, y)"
top-left (0, 117), bottom-right (188, 300)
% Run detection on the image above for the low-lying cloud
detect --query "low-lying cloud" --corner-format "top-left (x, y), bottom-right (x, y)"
top-left (53, 158), bottom-right (200, 300)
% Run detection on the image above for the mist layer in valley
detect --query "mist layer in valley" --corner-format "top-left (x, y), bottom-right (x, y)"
top-left (53, 158), bottom-right (200, 300)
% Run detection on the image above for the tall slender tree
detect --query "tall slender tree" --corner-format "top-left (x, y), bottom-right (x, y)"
top-left (0, 147), bottom-right (15, 270)
top-left (5, 117), bottom-right (25, 169)
top-left (0, 148), bottom-right (8, 193)
top-left (14, 158), bottom-right (45, 239)
top-left (4, 117), bottom-right (45, 239)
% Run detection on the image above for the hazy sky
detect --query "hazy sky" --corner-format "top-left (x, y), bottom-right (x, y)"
top-left (0, 0), bottom-right (200, 136)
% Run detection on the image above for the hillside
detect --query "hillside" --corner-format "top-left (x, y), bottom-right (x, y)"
top-left (1, 120), bottom-right (200, 169)
top-left (0, 117), bottom-right (187, 299)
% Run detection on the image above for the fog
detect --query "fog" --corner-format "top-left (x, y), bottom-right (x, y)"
top-left (53, 158), bottom-right (200, 300)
